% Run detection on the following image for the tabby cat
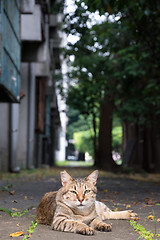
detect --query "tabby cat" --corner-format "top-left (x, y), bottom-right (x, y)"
top-left (37, 170), bottom-right (137, 235)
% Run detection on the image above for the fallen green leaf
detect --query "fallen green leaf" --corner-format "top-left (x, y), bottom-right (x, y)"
top-left (0, 207), bottom-right (12, 216)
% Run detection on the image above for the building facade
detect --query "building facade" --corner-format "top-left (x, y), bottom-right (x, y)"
top-left (0, 0), bottom-right (67, 172)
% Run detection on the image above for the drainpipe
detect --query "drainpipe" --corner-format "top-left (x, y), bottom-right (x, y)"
top-left (45, 14), bottom-right (49, 43)
top-left (35, 14), bottom-right (50, 167)
top-left (36, 134), bottom-right (43, 168)
top-left (27, 63), bottom-right (35, 169)
top-left (9, 103), bottom-right (20, 172)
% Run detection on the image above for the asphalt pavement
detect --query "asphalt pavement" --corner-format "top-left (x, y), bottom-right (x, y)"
top-left (0, 168), bottom-right (160, 240)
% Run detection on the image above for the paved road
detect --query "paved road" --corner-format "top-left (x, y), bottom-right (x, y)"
top-left (0, 169), bottom-right (160, 240)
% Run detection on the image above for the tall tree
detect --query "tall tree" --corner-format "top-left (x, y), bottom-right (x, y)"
top-left (64, 0), bottom-right (160, 172)
top-left (84, 0), bottom-right (160, 172)
top-left (65, 5), bottom-right (121, 169)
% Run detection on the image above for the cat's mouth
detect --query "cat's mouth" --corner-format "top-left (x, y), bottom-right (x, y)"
top-left (77, 203), bottom-right (85, 207)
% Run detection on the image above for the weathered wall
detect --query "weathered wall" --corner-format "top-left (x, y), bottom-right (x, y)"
top-left (17, 63), bottom-right (29, 169)
top-left (0, 0), bottom-right (21, 102)
top-left (0, 104), bottom-right (9, 171)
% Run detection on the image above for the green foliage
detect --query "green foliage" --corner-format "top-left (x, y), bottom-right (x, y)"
top-left (73, 125), bottom-right (122, 157)
top-left (27, 220), bottom-right (38, 234)
top-left (50, 0), bottom-right (64, 14)
top-left (0, 207), bottom-right (28, 217)
top-left (0, 184), bottom-right (13, 192)
top-left (66, 108), bottom-right (91, 140)
top-left (73, 130), bottom-right (94, 157)
top-left (112, 126), bottom-right (122, 153)
top-left (70, 115), bottom-right (122, 156)
top-left (65, 0), bottom-right (160, 125)
top-left (64, 0), bottom-right (160, 167)
top-left (112, 116), bottom-right (122, 153)
top-left (11, 209), bottom-right (28, 217)
top-left (130, 220), bottom-right (160, 240)
top-left (56, 160), bottom-right (93, 167)
top-left (0, 207), bottom-right (12, 216)
top-left (22, 220), bottom-right (37, 240)
top-left (83, 0), bottom-right (160, 124)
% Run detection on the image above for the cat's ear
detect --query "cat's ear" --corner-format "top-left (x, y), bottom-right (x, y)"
top-left (86, 170), bottom-right (98, 185)
top-left (60, 170), bottom-right (73, 186)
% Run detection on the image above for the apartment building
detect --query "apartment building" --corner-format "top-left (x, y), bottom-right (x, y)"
top-left (0, 0), bottom-right (67, 171)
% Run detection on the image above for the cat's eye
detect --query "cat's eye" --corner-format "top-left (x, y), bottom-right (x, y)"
top-left (84, 190), bottom-right (90, 194)
top-left (70, 190), bottom-right (77, 194)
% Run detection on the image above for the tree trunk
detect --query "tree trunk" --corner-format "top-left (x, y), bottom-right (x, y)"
top-left (122, 122), bottom-right (137, 168)
top-left (123, 120), bottom-right (160, 173)
top-left (92, 112), bottom-right (98, 167)
top-left (96, 97), bottom-right (118, 170)
top-left (143, 127), bottom-right (152, 171)
top-left (143, 124), bottom-right (160, 172)
top-left (153, 120), bottom-right (160, 172)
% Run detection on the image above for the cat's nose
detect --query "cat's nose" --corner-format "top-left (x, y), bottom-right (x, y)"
top-left (78, 198), bottom-right (84, 203)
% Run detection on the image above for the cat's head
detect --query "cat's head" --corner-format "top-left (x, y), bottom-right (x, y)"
top-left (60, 170), bottom-right (98, 210)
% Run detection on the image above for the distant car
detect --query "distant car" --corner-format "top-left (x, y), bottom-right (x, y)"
top-left (67, 156), bottom-right (77, 161)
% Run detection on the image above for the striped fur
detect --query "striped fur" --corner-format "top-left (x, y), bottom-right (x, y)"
top-left (37, 170), bottom-right (137, 235)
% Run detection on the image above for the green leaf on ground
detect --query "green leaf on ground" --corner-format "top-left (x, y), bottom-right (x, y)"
top-left (22, 220), bottom-right (37, 240)
top-left (0, 207), bottom-right (28, 217)
top-left (130, 220), bottom-right (160, 240)
top-left (0, 207), bottom-right (12, 216)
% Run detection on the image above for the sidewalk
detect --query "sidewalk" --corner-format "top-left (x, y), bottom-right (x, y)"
top-left (0, 168), bottom-right (160, 240)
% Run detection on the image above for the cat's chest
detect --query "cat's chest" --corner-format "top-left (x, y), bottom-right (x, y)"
top-left (72, 209), bottom-right (97, 224)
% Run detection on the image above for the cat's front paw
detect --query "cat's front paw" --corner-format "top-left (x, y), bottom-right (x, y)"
top-left (77, 226), bottom-right (95, 235)
top-left (96, 222), bottom-right (112, 232)
top-left (127, 210), bottom-right (138, 220)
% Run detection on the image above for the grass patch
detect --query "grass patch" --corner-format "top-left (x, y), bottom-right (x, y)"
top-left (0, 207), bottom-right (28, 217)
top-left (0, 183), bottom-right (13, 192)
top-left (1, 167), bottom-right (160, 184)
top-left (0, 207), bottom-right (37, 240)
top-left (55, 160), bottom-right (94, 167)
top-left (130, 220), bottom-right (160, 240)
top-left (22, 220), bottom-right (37, 240)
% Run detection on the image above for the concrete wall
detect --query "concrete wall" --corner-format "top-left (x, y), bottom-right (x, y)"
top-left (21, 0), bottom-right (35, 13)
top-left (17, 63), bottom-right (29, 169)
top-left (21, 5), bottom-right (41, 41)
top-left (0, 0), bottom-right (67, 171)
top-left (0, 104), bottom-right (10, 171)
